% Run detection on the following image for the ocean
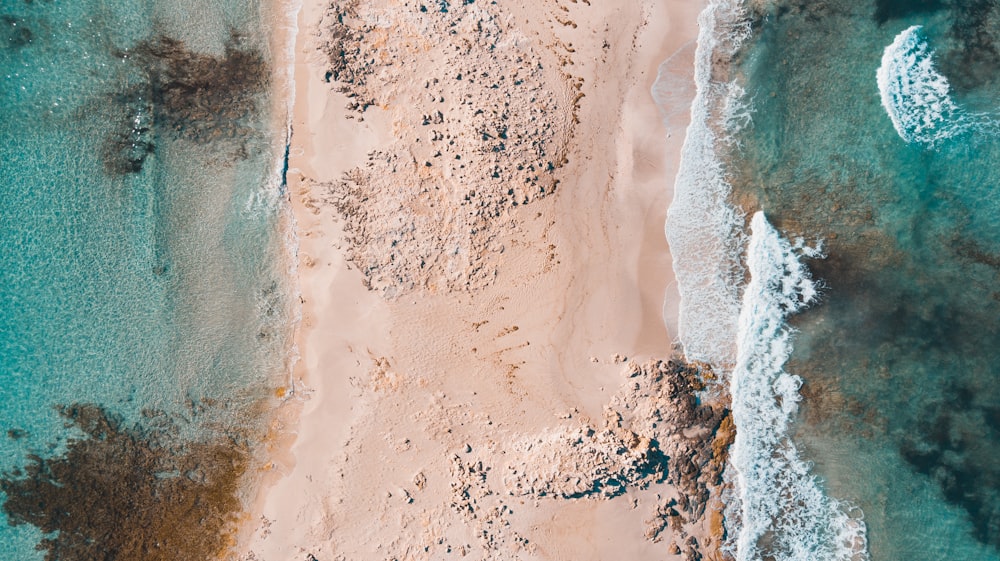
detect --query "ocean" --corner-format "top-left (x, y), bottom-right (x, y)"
top-left (666, 0), bottom-right (1000, 560)
top-left (0, 0), bottom-right (291, 558)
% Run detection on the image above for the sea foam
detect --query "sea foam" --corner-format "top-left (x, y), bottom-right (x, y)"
top-left (877, 25), bottom-right (968, 145)
top-left (724, 212), bottom-right (867, 561)
top-left (664, 1), bottom-right (871, 558)
top-left (663, 0), bottom-right (751, 367)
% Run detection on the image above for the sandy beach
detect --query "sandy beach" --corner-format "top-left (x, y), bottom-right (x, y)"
top-left (239, 0), bottom-right (725, 559)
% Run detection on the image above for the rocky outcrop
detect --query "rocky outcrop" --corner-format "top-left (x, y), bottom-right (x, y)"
top-left (610, 359), bottom-right (731, 521)
top-left (462, 358), bottom-right (733, 559)
top-left (316, 0), bottom-right (576, 295)
top-left (498, 359), bottom-right (730, 510)
top-left (502, 418), bottom-right (662, 500)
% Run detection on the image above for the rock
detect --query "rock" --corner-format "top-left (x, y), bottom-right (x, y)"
top-left (684, 535), bottom-right (702, 561)
top-left (317, 0), bottom-right (573, 296)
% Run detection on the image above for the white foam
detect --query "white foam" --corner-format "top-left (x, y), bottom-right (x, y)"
top-left (663, 0), bottom-right (752, 368)
top-left (724, 212), bottom-right (868, 561)
top-left (662, 5), bottom-right (871, 555)
top-left (877, 25), bottom-right (968, 145)
top-left (245, 0), bottom-right (302, 217)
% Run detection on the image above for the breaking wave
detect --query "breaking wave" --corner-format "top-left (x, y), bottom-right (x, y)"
top-left (663, 1), bottom-right (873, 559)
top-left (724, 212), bottom-right (868, 561)
top-left (877, 25), bottom-right (970, 145)
top-left (663, 0), bottom-right (751, 367)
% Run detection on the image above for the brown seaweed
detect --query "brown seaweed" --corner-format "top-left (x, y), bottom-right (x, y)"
top-left (0, 403), bottom-right (250, 561)
top-left (100, 92), bottom-right (156, 176)
top-left (942, 0), bottom-right (1000, 94)
top-left (899, 384), bottom-right (1000, 548)
top-left (101, 31), bottom-right (270, 176)
top-left (873, 0), bottom-right (945, 25)
top-left (131, 32), bottom-right (269, 143)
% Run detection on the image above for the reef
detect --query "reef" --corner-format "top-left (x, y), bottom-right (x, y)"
top-left (100, 32), bottom-right (270, 176)
top-left (899, 383), bottom-right (1000, 549)
top-left (1, 15), bottom-right (32, 49)
top-left (0, 403), bottom-right (251, 561)
top-left (942, 0), bottom-right (1000, 94)
top-left (873, 0), bottom-right (944, 25)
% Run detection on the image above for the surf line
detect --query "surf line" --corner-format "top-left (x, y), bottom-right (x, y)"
top-left (663, 0), bottom-right (871, 558)
top-left (725, 212), bottom-right (868, 561)
top-left (877, 25), bottom-right (1000, 146)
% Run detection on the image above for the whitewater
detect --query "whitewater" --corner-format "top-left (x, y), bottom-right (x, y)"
top-left (664, 0), bottom-right (750, 368)
top-left (663, 1), bottom-right (870, 559)
top-left (726, 213), bottom-right (868, 561)
top-left (877, 25), bottom-right (1000, 146)
top-left (876, 25), bottom-right (968, 145)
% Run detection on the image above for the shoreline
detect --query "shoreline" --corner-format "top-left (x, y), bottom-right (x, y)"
top-left (239, 0), bottom-right (714, 559)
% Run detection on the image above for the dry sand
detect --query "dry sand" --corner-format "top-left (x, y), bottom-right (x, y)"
top-left (238, 0), bottom-right (727, 559)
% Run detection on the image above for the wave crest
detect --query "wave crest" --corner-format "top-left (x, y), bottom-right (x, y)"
top-left (725, 212), bottom-right (868, 561)
top-left (665, 2), bottom-right (874, 559)
top-left (877, 25), bottom-right (969, 145)
top-left (663, 0), bottom-right (751, 367)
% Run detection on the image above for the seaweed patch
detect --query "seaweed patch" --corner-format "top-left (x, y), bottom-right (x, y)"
top-left (1, 15), bottom-right (32, 49)
top-left (900, 385), bottom-right (1000, 549)
top-left (873, 0), bottom-right (944, 25)
top-left (942, 0), bottom-right (1000, 93)
top-left (100, 93), bottom-right (156, 176)
top-left (101, 31), bottom-right (270, 176)
top-left (0, 403), bottom-right (250, 561)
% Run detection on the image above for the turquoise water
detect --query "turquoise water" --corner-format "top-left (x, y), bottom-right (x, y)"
top-left (725, 1), bottom-right (1000, 559)
top-left (1, 0), bottom-right (289, 556)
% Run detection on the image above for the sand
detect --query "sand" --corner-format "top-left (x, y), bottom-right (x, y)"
top-left (238, 0), bottom-right (722, 559)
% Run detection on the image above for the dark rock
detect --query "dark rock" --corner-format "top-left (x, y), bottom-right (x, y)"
top-left (6, 428), bottom-right (27, 440)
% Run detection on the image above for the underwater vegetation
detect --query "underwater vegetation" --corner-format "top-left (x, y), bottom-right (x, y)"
top-left (101, 31), bottom-right (270, 176)
top-left (1, 404), bottom-right (250, 561)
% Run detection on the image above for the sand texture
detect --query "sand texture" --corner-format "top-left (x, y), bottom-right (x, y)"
top-left (239, 0), bottom-right (724, 559)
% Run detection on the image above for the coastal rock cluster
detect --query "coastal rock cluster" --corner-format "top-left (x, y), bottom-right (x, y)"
top-left (317, 0), bottom-right (576, 295)
top-left (609, 360), bottom-right (732, 523)
top-left (502, 420), bottom-right (660, 500)
top-left (505, 359), bottom-right (732, 557)
top-left (444, 359), bottom-right (732, 560)
top-left (448, 453), bottom-right (535, 556)
top-left (0, 404), bottom-right (252, 561)
top-left (309, 356), bottom-right (732, 561)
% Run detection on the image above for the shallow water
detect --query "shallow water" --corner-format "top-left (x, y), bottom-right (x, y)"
top-left (724, 1), bottom-right (1000, 559)
top-left (0, 0), bottom-right (289, 556)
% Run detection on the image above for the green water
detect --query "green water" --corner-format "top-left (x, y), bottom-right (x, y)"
top-left (0, 0), bottom-right (290, 556)
top-left (728, 0), bottom-right (1000, 558)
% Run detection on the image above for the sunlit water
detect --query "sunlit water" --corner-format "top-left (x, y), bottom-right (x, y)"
top-left (664, 1), bottom-right (1000, 559)
top-left (0, 0), bottom-right (290, 556)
